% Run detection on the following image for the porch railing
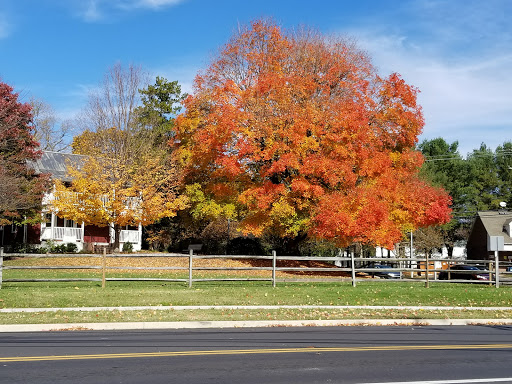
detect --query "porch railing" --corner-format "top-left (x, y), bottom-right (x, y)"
top-left (120, 230), bottom-right (140, 244)
top-left (41, 227), bottom-right (82, 241)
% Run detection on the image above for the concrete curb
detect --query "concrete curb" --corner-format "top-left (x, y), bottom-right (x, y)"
top-left (2, 319), bottom-right (512, 333)
top-left (2, 306), bottom-right (511, 332)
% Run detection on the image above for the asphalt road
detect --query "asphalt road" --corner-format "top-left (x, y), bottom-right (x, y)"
top-left (1, 326), bottom-right (512, 384)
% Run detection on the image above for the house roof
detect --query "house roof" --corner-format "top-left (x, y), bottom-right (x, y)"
top-left (476, 211), bottom-right (512, 245)
top-left (28, 151), bottom-right (86, 182)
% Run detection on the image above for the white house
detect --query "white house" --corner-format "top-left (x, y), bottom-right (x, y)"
top-left (30, 151), bottom-right (143, 252)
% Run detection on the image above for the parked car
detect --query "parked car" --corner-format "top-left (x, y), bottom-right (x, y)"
top-left (439, 264), bottom-right (489, 281)
top-left (369, 264), bottom-right (401, 279)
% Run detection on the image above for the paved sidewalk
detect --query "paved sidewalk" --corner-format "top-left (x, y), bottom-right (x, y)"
top-left (2, 318), bottom-right (512, 332)
top-left (1, 305), bottom-right (511, 332)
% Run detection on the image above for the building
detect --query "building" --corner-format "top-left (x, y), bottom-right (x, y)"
top-left (466, 211), bottom-right (512, 262)
top-left (1, 151), bottom-right (142, 252)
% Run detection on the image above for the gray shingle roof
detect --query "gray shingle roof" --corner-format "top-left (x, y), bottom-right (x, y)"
top-left (477, 211), bottom-right (512, 244)
top-left (28, 151), bottom-right (86, 182)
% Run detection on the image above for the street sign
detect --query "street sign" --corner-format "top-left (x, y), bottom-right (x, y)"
top-left (488, 236), bottom-right (505, 251)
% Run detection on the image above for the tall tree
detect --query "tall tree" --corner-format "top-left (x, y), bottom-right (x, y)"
top-left (0, 82), bottom-right (50, 225)
top-left (418, 138), bottom-right (465, 203)
top-left (175, 19), bottom-right (451, 249)
top-left (466, 143), bottom-right (502, 211)
top-left (30, 97), bottom-right (74, 152)
top-left (135, 76), bottom-right (186, 147)
top-left (418, 138), bottom-right (470, 255)
top-left (78, 62), bottom-right (149, 133)
top-left (127, 77), bottom-right (192, 251)
top-left (495, 141), bottom-right (512, 207)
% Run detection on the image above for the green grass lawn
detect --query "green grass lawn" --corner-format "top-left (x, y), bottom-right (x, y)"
top-left (1, 280), bottom-right (510, 308)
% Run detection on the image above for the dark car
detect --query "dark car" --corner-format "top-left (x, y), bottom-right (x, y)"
top-left (369, 264), bottom-right (401, 279)
top-left (439, 264), bottom-right (489, 281)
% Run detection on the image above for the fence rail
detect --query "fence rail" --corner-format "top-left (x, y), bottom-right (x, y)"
top-left (0, 247), bottom-right (511, 289)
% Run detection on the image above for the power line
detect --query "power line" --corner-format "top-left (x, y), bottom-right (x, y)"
top-left (423, 150), bottom-right (512, 162)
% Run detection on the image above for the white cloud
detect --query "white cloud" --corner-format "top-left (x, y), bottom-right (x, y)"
top-left (356, 33), bottom-right (512, 155)
top-left (83, 1), bottom-right (102, 22)
top-left (130, 0), bottom-right (184, 9)
top-left (0, 13), bottom-right (11, 39)
top-left (74, 0), bottom-right (185, 22)
top-left (341, 0), bottom-right (512, 156)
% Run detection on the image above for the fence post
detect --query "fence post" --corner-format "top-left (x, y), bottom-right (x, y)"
top-left (350, 247), bottom-right (356, 287)
top-left (0, 247), bottom-right (3, 289)
top-left (102, 248), bottom-right (106, 288)
top-left (272, 250), bottom-right (276, 288)
top-left (489, 259), bottom-right (493, 287)
top-left (424, 253), bottom-right (429, 288)
top-left (495, 250), bottom-right (500, 288)
top-left (189, 249), bottom-right (193, 288)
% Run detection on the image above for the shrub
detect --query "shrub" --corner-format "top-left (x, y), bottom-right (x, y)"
top-left (43, 241), bottom-right (77, 253)
top-left (52, 244), bottom-right (66, 253)
top-left (122, 242), bottom-right (133, 253)
top-left (64, 243), bottom-right (78, 253)
top-left (12, 243), bottom-right (41, 253)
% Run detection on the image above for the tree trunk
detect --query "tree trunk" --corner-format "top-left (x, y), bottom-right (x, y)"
top-left (113, 223), bottom-right (121, 252)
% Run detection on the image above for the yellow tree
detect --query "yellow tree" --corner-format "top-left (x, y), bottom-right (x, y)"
top-left (51, 127), bottom-right (187, 250)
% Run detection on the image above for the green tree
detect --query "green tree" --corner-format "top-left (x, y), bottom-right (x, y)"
top-left (495, 141), bottom-right (512, 207)
top-left (135, 76), bottom-right (186, 148)
top-left (132, 77), bottom-right (190, 251)
top-left (418, 138), bottom-right (469, 255)
top-left (418, 138), bottom-right (466, 207)
top-left (466, 143), bottom-right (502, 211)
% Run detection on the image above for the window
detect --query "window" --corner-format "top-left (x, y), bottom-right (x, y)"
top-left (45, 213), bottom-right (52, 227)
top-left (55, 217), bottom-right (77, 228)
top-left (56, 217), bottom-right (64, 227)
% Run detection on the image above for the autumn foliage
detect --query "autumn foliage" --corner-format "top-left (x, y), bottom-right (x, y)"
top-left (0, 81), bottom-right (50, 225)
top-left (175, 20), bottom-right (451, 248)
top-left (52, 127), bottom-right (187, 249)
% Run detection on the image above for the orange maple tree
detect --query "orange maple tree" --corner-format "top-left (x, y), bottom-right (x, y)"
top-left (175, 19), bottom-right (451, 249)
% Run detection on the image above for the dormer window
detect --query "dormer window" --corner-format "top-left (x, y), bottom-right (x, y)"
top-left (504, 219), bottom-right (512, 237)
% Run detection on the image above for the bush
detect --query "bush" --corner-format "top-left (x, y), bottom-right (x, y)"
top-left (122, 242), bottom-right (133, 253)
top-left (65, 243), bottom-right (78, 253)
top-left (52, 244), bottom-right (66, 253)
top-left (12, 243), bottom-right (42, 253)
top-left (42, 241), bottom-right (78, 253)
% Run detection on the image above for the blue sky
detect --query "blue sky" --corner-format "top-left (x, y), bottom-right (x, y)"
top-left (1, 0), bottom-right (510, 156)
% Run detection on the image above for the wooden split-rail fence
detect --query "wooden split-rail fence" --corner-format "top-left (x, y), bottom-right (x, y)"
top-left (0, 248), bottom-right (511, 288)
